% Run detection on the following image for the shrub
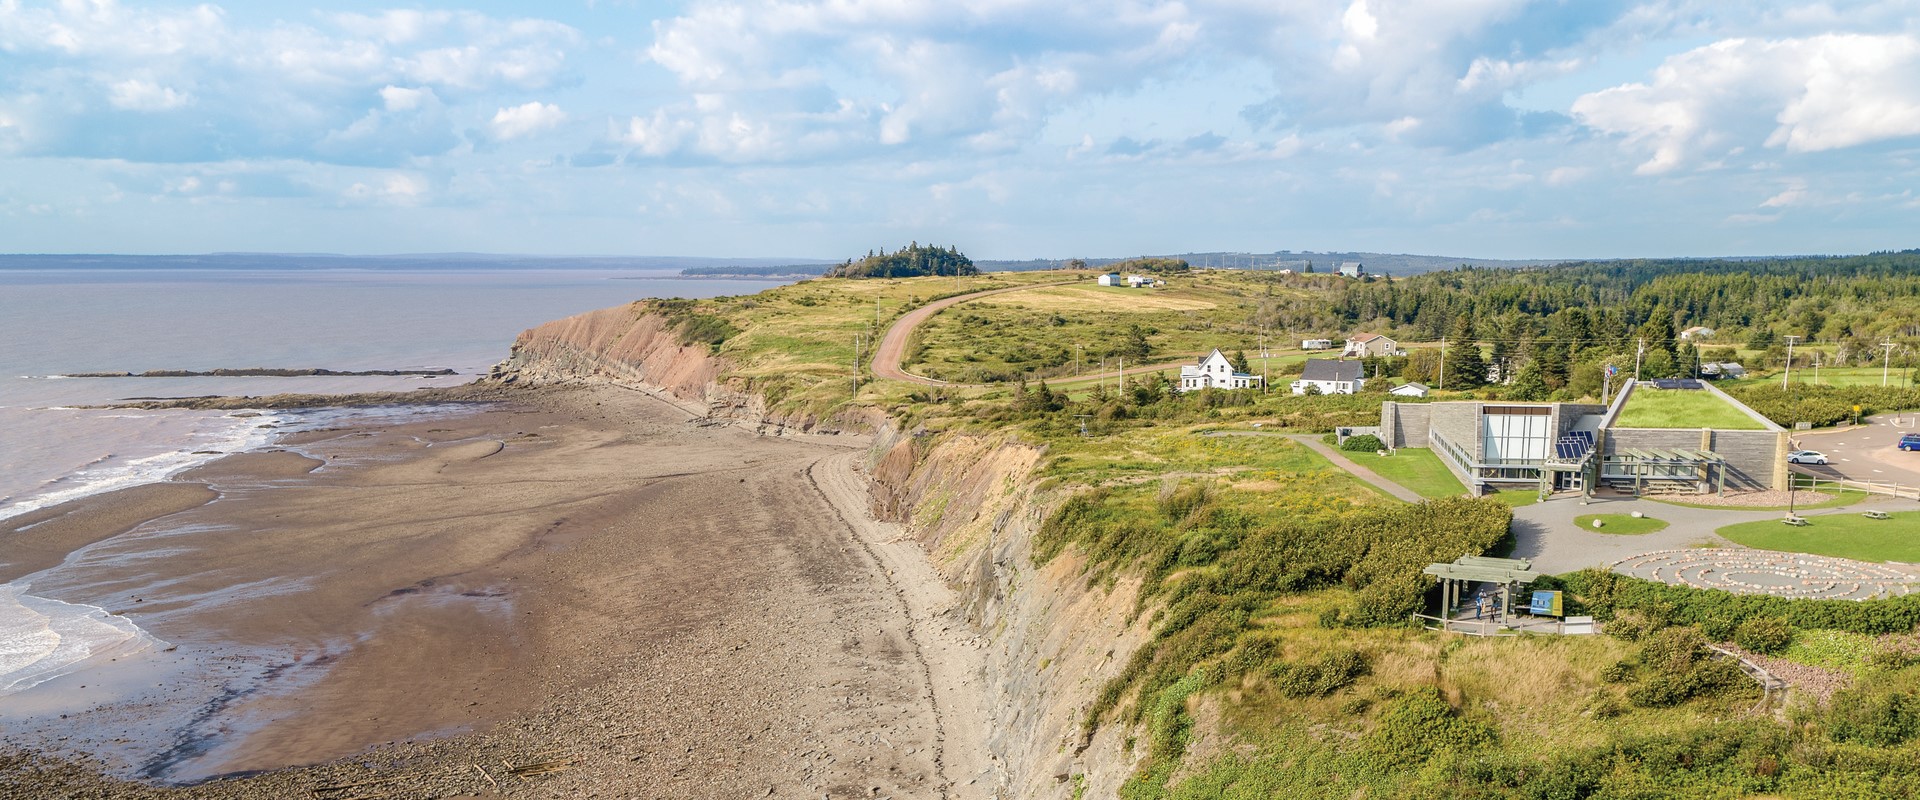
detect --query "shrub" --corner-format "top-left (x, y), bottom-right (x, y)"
top-left (1339, 433), bottom-right (1385, 452)
top-left (1269, 650), bottom-right (1370, 698)
top-left (1363, 688), bottom-right (1495, 764)
top-left (1735, 617), bottom-right (1795, 655)
top-left (1828, 685), bottom-right (1920, 746)
top-left (1562, 569), bottom-right (1920, 636)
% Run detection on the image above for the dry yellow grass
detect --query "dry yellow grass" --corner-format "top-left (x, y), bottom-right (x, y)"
top-left (985, 284), bottom-right (1220, 312)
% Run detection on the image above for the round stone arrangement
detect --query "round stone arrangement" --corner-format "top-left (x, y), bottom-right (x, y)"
top-left (1612, 549), bottom-right (1920, 601)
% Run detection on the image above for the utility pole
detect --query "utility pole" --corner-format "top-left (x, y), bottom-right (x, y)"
top-left (852, 333), bottom-right (862, 398)
top-left (1439, 339), bottom-right (1446, 391)
top-left (1119, 356), bottom-right (1125, 392)
top-left (1633, 337), bottom-right (1645, 381)
top-left (1075, 343), bottom-right (1082, 377)
top-left (1884, 338), bottom-right (1899, 386)
top-left (1783, 335), bottom-right (1801, 391)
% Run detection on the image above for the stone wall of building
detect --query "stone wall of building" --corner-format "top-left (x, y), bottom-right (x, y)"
top-left (1379, 402), bottom-right (1431, 448)
top-left (1606, 427), bottom-right (1787, 490)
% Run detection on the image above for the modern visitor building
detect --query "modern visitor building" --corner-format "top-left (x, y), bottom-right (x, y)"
top-left (1379, 379), bottom-right (1790, 500)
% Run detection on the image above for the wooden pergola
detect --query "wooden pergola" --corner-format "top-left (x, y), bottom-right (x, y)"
top-left (1422, 555), bottom-right (1539, 622)
top-left (1602, 447), bottom-right (1728, 496)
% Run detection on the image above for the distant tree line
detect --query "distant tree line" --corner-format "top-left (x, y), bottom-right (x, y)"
top-left (828, 242), bottom-right (978, 278)
top-left (681, 264), bottom-right (824, 277)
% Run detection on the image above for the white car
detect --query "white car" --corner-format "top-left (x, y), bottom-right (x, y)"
top-left (1786, 450), bottom-right (1829, 465)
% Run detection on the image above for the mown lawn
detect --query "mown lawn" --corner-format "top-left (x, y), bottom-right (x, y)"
top-left (1488, 489), bottom-right (1541, 507)
top-left (1342, 448), bottom-right (1467, 499)
top-left (1615, 387), bottom-right (1767, 430)
top-left (1716, 510), bottom-right (1920, 562)
top-left (1573, 513), bottom-right (1670, 535)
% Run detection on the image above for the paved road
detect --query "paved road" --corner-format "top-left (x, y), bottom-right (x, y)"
top-left (869, 281), bottom-right (1074, 386)
top-left (1790, 413), bottom-right (1920, 487)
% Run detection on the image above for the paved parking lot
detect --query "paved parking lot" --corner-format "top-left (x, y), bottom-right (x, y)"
top-left (1790, 413), bottom-right (1920, 487)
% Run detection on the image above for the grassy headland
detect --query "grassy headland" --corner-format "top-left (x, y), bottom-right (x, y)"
top-left (627, 264), bottom-right (1920, 798)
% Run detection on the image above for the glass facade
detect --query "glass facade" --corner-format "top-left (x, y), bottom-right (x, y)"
top-left (1481, 406), bottom-right (1551, 466)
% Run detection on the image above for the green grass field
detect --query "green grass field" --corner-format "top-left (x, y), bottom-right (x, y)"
top-left (1573, 513), bottom-right (1670, 534)
top-left (1488, 489), bottom-right (1541, 507)
top-left (904, 270), bottom-right (1319, 384)
top-left (1716, 510), bottom-right (1920, 562)
top-left (1342, 448), bottom-right (1467, 499)
top-left (1615, 387), bottom-right (1767, 429)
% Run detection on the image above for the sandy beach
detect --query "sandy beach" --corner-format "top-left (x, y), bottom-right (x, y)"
top-left (0, 384), bottom-right (989, 798)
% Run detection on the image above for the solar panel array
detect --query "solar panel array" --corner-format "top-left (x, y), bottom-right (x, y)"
top-left (1553, 430), bottom-right (1595, 461)
top-left (1648, 379), bottom-right (1706, 390)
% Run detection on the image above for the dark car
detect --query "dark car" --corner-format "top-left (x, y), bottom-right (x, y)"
top-left (1902, 433), bottom-right (1920, 452)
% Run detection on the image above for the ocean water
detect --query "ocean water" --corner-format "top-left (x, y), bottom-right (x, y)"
top-left (0, 266), bottom-right (785, 696)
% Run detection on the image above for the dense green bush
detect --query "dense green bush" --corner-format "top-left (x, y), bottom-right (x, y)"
top-left (1828, 684), bottom-right (1920, 747)
top-left (1362, 688), bottom-right (1495, 764)
top-left (1729, 384), bottom-right (1920, 428)
top-left (1270, 650), bottom-right (1370, 698)
top-left (1735, 617), bottom-right (1795, 655)
top-left (1563, 569), bottom-right (1920, 636)
top-left (1060, 493), bottom-right (1510, 735)
top-left (1339, 433), bottom-right (1385, 452)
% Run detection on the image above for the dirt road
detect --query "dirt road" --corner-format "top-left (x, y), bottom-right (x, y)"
top-left (870, 282), bottom-right (1070, 385)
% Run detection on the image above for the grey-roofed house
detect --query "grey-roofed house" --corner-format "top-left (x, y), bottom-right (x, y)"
top-left (1291, 359), bottom-right (1366, 395)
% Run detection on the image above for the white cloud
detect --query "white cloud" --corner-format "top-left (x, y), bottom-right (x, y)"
top-left (1760, 181), bottom-right (1809, 208)
top-left (1573, 34), bottom-right (1920, 174)
top-left (380, 86), bottom-right (433, 112)
top-left (490, 101), bottom-right (566, 140)
top-left (107, 78), bottom-right (191, 111)
top-left (632, 0), bottom-right (1201, 161)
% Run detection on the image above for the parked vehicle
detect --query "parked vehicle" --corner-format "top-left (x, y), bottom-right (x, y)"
top-left (1901, 433), bottom-right (1920, 452)
top-left (1786, 450), bottom-right (1829, 465)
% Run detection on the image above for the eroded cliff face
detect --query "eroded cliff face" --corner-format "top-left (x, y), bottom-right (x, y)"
top-left (867, 426), bottom-right (1152, 798)
top-left (492, 303), bottom-right (873, 434)
top-left (497, 304), bottom-right (1149, 798)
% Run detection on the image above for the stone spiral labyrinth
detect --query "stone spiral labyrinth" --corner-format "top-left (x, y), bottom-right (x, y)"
top-left (1612, 549), bottom-right (1920, 600)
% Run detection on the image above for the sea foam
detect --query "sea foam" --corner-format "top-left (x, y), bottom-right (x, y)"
top-left (0, 408), bottom-right (283, 523)
top-left (0, 583), bottom-right (162, 695)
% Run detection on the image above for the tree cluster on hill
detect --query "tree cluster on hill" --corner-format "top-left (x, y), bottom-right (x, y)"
top-left (826, 242), bottom-right (978, 278)
top-left (1243, 251), bottom-right (1920, 404)
top-left (1106, 256), bottom-right (1191, 274)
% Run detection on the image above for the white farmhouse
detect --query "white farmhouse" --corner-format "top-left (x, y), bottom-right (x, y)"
top-left (1291, 359), bottom-right (1366, 395)
top-left (1178, 349), bottom-right (1265, 392)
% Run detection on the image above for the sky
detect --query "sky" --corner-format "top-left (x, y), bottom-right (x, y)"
top-left (1, 0), bottom-right (1917, 260)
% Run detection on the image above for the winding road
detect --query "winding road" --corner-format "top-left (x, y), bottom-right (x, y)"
top-left (870, 282), bottom-right (1071, 385)
top-left (869, 279), bottom-right (1206, 388)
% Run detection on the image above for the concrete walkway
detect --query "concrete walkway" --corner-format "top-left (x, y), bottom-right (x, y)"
top-left (1286, 435), bottom-right (1425, 503)
top-left (1508, 492), bottom-right (1905, 574)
